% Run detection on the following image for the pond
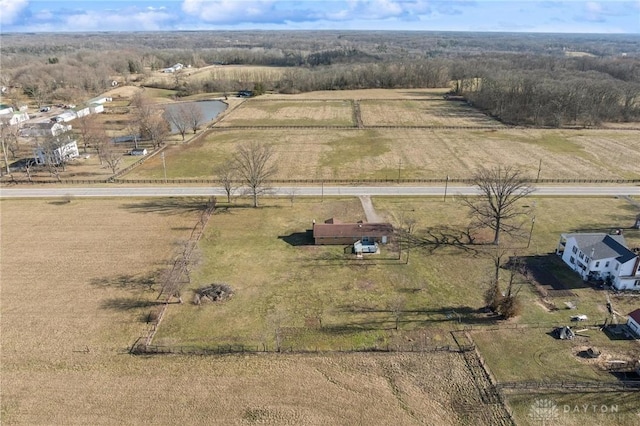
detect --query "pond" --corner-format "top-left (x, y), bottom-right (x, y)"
top-left (163, 100), bottom-right (227, 133)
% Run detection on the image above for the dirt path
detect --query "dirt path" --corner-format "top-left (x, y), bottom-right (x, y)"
top-left (359, 195), bottom-right (383, 222)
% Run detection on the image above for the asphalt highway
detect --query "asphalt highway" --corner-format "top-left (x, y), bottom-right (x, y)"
top-left (1, 185), bottom-right (639, 198)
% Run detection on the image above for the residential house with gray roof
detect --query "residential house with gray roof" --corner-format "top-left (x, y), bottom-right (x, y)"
top-left (556, 232), bottom-right (640, 290)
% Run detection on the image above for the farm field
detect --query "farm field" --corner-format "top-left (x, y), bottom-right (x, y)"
top-left (218, 99), bottom-right (354, 127)
top-left (143, 65), bottom-right (289, 88)
top-left (0, 197), bottom-right (499, 425)
top-left (126, 127), bottom-right (640, 181)
top-left (359, 99), bottom-right (504, 127)
top-left (1, 195), bottom-right (639, 424)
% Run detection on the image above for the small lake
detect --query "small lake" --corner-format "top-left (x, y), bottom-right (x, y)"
top-left (163, 100), bottom-right (227, 133)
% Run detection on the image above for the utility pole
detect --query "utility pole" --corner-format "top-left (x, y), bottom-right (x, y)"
top-left (443, 175), bottom-right (449, 202)
top-left (161, 151), bottom-right (167, 183)
top-left (527, 216), bottom-right (536, 248)
top-left (398, 159), bottom-right (402, 183)
top-left (536, 159), bottom-right (542, 183)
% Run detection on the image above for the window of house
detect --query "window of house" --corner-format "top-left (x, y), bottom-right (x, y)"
top-left (579, 252), bottom-right (584, 259)
top-left (584, 257), bottom-right (590, 264)
top-left (635, 280), bottom-right (640, 287)
top-left (615, 263), bottom-right (619, 271)
top-left (595, 261), bottom-right (600, 268)
top-left (605, 261), bottom-right (610, 268)
top-left (572, 246), bottom-right (578, 254)
top-left (570, 256), bottom-right (575, 264)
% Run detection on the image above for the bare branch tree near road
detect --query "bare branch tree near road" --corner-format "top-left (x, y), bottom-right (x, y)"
top-left (461, 165), bottom-right (535, 245)
top-left (233, 142), bottom-right (277, 208)
top-left (213, 161), bottom-right (238, 203)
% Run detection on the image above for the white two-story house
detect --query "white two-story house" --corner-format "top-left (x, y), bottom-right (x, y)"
top-left (556, 233), bottom-right (640, 291)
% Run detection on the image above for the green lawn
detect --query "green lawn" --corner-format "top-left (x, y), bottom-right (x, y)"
top-left (153, 195), bottom-right (640, 355)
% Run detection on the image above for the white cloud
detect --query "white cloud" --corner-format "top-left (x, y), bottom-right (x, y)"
top-left (0, 0), bottom-right (29, 25)
top-left (61, 9), bottom-right (174, 31)
top-left (182, 0), bottom-right (277, 23)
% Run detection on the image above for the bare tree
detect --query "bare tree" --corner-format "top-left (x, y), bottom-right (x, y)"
top-left (233, 142), bottom-right (277, 208)
top-left (0, 125), bottom-right (17, 174)
top-left (163, 104), bottom-right (189, 141)
top-left (389, 295), bottom-right (406, 331)
top-left (101, 140), bottom-right (123, 174)
top-left (185, 103), bottom-right (205, 134)
top-left (130, 92), bottom-right (155, 141)
top-left (213, 162), bottom-right (238, 203)
top-left (75, 114), bottom-right (100, 153)
top-left (147, 115), bottom-right (171, 148)
top-left (461, 165), bottom-right (535, 245)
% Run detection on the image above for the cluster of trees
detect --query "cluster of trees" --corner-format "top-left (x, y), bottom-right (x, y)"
top-left (454, 54), bottom-right (640, 126)
top-left (214, 141), bottom-right (278, 208)
top-left (2, 31), bottom-right (639, 126)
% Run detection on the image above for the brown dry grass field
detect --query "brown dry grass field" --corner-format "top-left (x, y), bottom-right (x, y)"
top-left (143, 65), bottom-right (289, 88)
top-left (127, 127), bottom-right (640, 181)
top-left (218, 99), bottom-right (354, 127)
top-left (359, 99), bottom-right (504, 127)
top-left (0, 197), bottom-right (501, 425)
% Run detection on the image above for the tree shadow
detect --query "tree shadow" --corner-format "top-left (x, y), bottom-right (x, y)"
top-left (400, 225), bottom-right (482, 256)
top-left (523, 254), bottom-right (588, 293)
top-left (333, 304), bottom-right (497, 327)
top-left (568, 224), bottom-right (628, 234)
top-left (121, 198), bottom-right (211, 215)
top-left (278, 230), bottom-right (314, 246)
top-left (89, 271), bottom-right (159, 292)
top-left (100, 297), bottom-right (164, 311)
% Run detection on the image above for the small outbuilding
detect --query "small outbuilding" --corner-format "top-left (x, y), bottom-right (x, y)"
top-left (130, 148), bottom-right (148, 156)
top-left (627, 309), bottom-right (640, 337)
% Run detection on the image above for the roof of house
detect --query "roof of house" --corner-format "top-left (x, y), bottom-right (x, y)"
top-left (313, 222), bottom-right (393, 238)
top-left (564, 233), bottom-right (636, 263)
top-left (629, 309), bottom-right (640, 324)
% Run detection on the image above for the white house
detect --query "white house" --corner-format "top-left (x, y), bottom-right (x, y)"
top-left (0, 104), bottom-right (13, 115)
top-left (54, 111), bottom-right (77, 123)
top-left (20, 122), bottom-right (72, 137)
top-left (557, 232), bottom-right (640, 290)
top-left (74, 106), bottom-right (91, 118)
top-left (627, 309), bottom-right (640, 337)
top-left (34, 139), bottom-right (79, 165)
top-left (0, 111), bottom-right (29, 126)
top-left (161, 63), bottom-right (184, 73)
top-left (89, 103), bottom-right (104, 114)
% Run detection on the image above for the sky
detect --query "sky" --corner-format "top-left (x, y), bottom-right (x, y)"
top-left (0, 0), bottom-right (639, 34)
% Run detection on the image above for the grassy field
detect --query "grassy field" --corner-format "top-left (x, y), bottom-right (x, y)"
top-left (218, 99), bottom-right (354, 127)
top-left (0, 197), bottom-right (497, 425)
top-left (126, 127), bottom-right (640, 181)
top-left (150, 195), bottom-right (640, 352)
top-left (359, 99), bottom-right (503, 127)
top-left (2, 195), bottom-right (639, 424)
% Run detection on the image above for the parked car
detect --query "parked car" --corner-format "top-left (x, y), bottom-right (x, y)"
top-left (40, 106), bottom-right (51, 112)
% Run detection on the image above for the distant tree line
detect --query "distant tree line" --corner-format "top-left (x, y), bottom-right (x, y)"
top-left (2, 31), bottom-right (639, 126)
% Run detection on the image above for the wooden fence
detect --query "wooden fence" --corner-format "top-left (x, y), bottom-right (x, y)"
top-left (498, 381), bottom-right (640, 391)
top-left (131, 342), bottom-right (473, 356)
top-left (4, 177), bottom-right (640, 186)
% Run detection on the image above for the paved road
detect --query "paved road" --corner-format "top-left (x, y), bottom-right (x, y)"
top-left (1, 185), bottom-right (639, 198)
